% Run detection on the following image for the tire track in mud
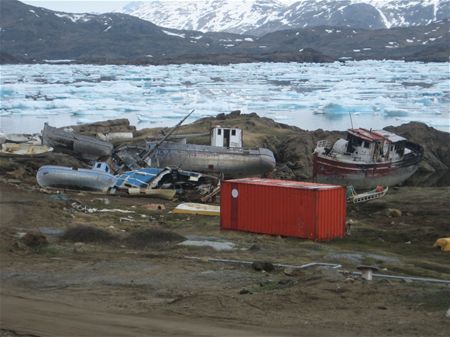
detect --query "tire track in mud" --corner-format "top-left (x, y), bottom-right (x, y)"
top-left (0, 290), bottom-right (306, 337)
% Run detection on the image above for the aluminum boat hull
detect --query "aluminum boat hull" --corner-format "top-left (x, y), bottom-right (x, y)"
top-left (37, 165), bottom-right (116, 192)
top-left (148, 142), bottom-right (276, 178)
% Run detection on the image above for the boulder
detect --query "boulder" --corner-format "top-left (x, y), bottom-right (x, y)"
top-left (386, 208), bottom-right (402, 218)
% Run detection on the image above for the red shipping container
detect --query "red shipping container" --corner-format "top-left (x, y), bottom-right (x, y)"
top-left (220, 178), bottom-right (346, 241)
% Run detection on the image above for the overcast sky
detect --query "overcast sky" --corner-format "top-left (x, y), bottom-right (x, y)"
top-left (22, 0), bottom-right (298, 14)
top-left (22, 1), bottom-right (129, 13)
top-left (22, 0), bottom-right (298, 13)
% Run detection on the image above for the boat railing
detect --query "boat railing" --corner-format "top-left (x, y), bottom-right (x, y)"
top-left (316, 140), bottom-right (331, 149)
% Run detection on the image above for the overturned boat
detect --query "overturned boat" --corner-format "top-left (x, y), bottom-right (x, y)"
top-left (114, 126), bottom-right (276, 178)
top-left (0, 143), bottom-right (53, 157)
top-left (313, 128), bottom-right (423, 189)
top-left (36, 162), bottom-right (116, 192)
top-left (42, 123), bottom-right (113, 160)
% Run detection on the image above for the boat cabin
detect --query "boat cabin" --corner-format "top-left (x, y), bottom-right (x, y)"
top-left (210, 126), bottom-right (242, 148)
top-left (92, 162), bottom-right (111, 173)
top-left (344, 128), bottom-right (407, 162)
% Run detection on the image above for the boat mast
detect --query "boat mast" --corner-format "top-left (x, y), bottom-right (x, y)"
top-left (139, 109), bottom-right (195, 165)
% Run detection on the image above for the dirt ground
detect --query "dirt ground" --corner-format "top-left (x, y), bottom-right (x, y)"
top-left (0, 178), bottom-right (449, 337)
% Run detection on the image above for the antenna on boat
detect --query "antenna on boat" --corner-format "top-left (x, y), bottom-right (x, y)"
top-left (348, 111), bottom-right (354, 129)
top-left (139, 109), bottom-right (195, 164)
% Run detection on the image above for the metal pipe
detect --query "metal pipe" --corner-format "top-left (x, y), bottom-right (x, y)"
top-left (184, 256), bottom-right (341, 270)
top-left (185, 256), bottom-right (450, 284)
top-left (276, 262), bottom-right (342, 269)
top-left (346, 271), bottom-right (450, 285)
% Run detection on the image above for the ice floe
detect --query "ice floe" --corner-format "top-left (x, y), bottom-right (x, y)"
top-left (1, 61), bottom-right (449, 133)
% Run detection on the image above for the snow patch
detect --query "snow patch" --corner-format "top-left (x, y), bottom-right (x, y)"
top-left (54, 13), bottom-right (91, 23)
top-left (43, 59), bottom-right (74, 63)
top-left (162, 30), bottom-right (185, 38)
top-left (29, 9), bottom-right (39, 17)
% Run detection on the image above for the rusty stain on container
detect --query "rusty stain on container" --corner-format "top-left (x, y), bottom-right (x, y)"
top-left (220, 178), bottom-right (346, 241)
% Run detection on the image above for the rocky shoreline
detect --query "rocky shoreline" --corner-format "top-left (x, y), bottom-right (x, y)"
top-left (1, 112), bottom-right (448, 187)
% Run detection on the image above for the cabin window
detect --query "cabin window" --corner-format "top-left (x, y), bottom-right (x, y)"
top-left (96, 163), bottom-right (101, 168)
top-left (395, 143), bottom-right (405, 156)
top-left (217, 129), bottom-right (222, 135)
top-left (363, 141), bottom-right (370, 148)
top-left (231, 129), bottom-right (236, 136)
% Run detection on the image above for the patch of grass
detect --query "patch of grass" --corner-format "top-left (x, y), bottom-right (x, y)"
top-left (34, 244), bottom-right (66, 256)
top-left (413, 261), bottom-right (450, 275)
top-left (361, 256), bottom-right (383, 266)
top-left (61, 225), bottom-right (116, 243)
top-left (124, 227), bottom-right (185, 249)
top-left (383, 263), bottom-right (447, 279)
top-left (250, 279), bottom-right (297, 293)
top-left (401, 286), bottom-right (450, 311)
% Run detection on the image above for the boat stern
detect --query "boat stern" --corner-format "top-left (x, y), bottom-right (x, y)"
top-left (259, 148), bottom-right (276, 174)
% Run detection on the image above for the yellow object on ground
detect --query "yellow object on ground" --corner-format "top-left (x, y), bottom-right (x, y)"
top-left (173, 203), bottom-right (220, 216)
top-left (1, 143), bottom-right (53, 155)
top-left (433, 238), bottom-right (450, 251)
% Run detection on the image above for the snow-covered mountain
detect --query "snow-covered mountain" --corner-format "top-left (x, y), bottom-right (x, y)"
top-left (363, 0), bottom-right (449, 28)
top-left (120, 0), bottom-right (286, 34)
top-left (119, 0), bottom-right (450, 35)
top-left (3, 0), bottom-right (448, 63)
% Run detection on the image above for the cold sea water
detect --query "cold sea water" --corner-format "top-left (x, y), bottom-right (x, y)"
top-left (0, 60), bottom-right (449, 133)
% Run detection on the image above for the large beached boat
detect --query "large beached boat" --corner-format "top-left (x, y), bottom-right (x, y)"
top-left (114, 126), bottom-right (276, 178)
top-left (313, 128), bottom-right (423, 189)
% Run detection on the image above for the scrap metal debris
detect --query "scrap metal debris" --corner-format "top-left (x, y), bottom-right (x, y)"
top-left (71, 201), bottom-right (136, 215)
top-left (172, 203), bottom-right (220, 216)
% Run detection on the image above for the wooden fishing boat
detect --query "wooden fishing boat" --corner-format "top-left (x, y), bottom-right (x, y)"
top-left (313, 128), bottom-right (423, 189)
